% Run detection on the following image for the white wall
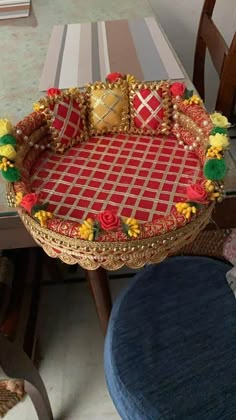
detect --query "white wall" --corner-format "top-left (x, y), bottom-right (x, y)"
top-left (149, 0), bottom-right (236, 111)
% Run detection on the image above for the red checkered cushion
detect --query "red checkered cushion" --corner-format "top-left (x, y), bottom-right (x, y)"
top-left (134, 88), bottom-right (164, 130)
top-left (43, 91), bottom-right (87, 153)
top-left (129, 82), bottom-right (172, 135)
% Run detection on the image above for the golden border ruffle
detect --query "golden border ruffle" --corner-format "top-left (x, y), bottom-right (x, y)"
top-left (5, 82), bottom-right (217, 269)
top-left (13, 202), bottom-right (213, 270)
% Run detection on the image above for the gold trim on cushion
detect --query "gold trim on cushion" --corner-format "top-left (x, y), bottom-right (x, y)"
top-left (86, 80), bottom-right (129, 136)
top-left (39, 89), bottom-right (88, 153)
top-left (129, 81), bottom-right (172, 136)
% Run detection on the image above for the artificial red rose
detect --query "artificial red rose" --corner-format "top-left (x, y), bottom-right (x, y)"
top-left (187, 184), bottom-right (208, 203)
top-left (106, 72), bottom-right (123, 83)
top-left (47, 87), bottom-right (62, 96)
top-left (97, 210), bottom-right (120, 231)
top-left (170, 82), bottom-right (186, 97)
top-left (20, 193), bottom-right (38, 213)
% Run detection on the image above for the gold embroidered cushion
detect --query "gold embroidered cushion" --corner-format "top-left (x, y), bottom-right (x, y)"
top-left (86, 80), bottom-right (129, 135)
top-left (129, 81), bottom-right (172, 135)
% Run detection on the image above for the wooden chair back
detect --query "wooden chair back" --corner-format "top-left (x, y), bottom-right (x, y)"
top-left (193, 0), bottom-right (236, 120)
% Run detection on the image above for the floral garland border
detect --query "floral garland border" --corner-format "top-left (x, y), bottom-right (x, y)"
top-left (169, 82), bottom-right (230, 220)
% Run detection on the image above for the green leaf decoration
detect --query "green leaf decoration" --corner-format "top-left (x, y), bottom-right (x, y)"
top-left (187, 201), bottom-right (202, 210)
top-left (31, 202), bottom-right (49, 215)
top-left (93, 221), bottom-right (101, 240)
top-left (184, 89), bottom-right (193, 99)
top-left (121, 220), bottom-right (129, 236)
top-left (1, 167), bottom-right (20, 182)
top-left (0, 134), bottom-right (16, 147)
top-left (34, 214), bottom-right (43, 225)
top-left (210, 127), bottom-right (228, 135)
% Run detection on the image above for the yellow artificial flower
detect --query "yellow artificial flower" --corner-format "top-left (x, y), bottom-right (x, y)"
top-left (205, 180), bottom-right (215, 193)
top-left (183, 95), bottom-right (202, 105)
top-left (0, 119), bottom-right (13, 137)
top-left (34, 210), bottom-right (53, 227)
top-left (126, 74), bottom-right (137, 84)
top-left (0, 144), bottom-right (16, 161)
top-left (204, 180), bottom-right (223, 202)
top-left (68, 87), bottom-right (78, 94)
top-left (209, 191), bottom-right (221, 201)
top-left (175, 202), bottom-right (197, 220)
top-left (206, 146), bottom-right (223, 159)
top-left (15, 191), bottom-right (23, 205)
top-left (0, 157), bottom-right (14, 171)
top-left (124, 218), bottom-right (140, 238)
top-left (33, 102), bottom-right (42, 112)
top-left (189, 95), bottom-right (203, 105)
top-left (210, 112), bottom-right (230, 128)
top-left (209, 133), bottom-right (229, 149)
top-left (79, 218), bottom-right (95, 241)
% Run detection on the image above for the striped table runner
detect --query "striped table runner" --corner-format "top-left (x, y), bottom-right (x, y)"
top-left (0, 0), bottom-right (30, 20)
top-left (39, 17), bottom-right (185, 91)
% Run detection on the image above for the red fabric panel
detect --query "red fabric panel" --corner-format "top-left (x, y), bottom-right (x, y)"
top-left (30, 133), bottom-right (204, 224)
top-left (178, 103), bottom-right (213, 135)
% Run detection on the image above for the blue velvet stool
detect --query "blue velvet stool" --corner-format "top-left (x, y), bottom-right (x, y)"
top-left (104, 256), bottom-right (236, 420)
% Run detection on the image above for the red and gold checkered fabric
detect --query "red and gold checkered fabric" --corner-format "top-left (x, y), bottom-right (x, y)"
top-left (178, 102), bottom-right (213, 135)
top-left (133, 88), bottom-right (164, 131)
top-left (51, 97), bottom-right (84, 148)
top-left (30, 133), bottom-right (204, 223)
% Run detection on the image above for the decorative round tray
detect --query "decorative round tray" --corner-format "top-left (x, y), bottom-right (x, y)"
top-left (1, 77), bottom-right (230, 269)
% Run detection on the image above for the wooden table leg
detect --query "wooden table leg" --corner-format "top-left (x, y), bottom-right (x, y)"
top-left (85, 268), bottom-right (112, 335)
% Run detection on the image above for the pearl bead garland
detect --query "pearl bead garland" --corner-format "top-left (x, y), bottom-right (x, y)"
top-left (175, 127), bottom-right (198, 151)
top-left (16, 128), bottom-right (51, 150)
top-left (177, 140), bottom-right (198, 152)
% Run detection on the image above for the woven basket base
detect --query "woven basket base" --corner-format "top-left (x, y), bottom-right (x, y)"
top-left (0, 380), bottom-right (25, 418)
top-left (180, 229), bottom-right (232, 260)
